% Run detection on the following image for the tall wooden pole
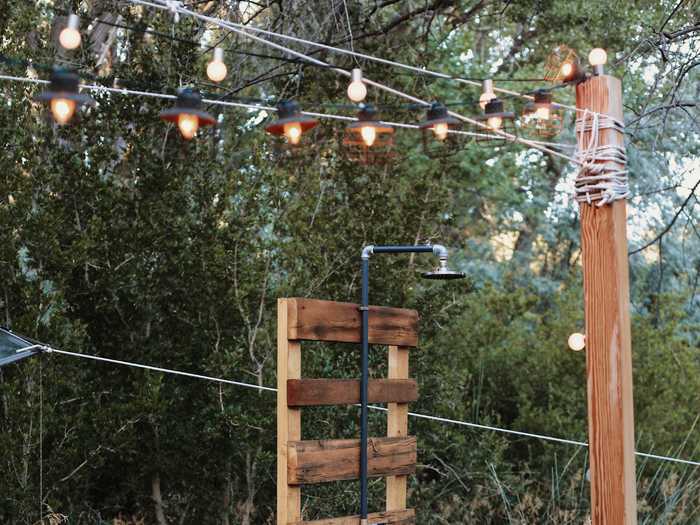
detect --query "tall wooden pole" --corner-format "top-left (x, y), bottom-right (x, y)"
top-left (576, 74), bottom-right (637, 524)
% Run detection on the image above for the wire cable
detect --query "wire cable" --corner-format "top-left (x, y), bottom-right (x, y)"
top-left (0, 72), bottom-right (575, 148)
top-left (131, 0), bottom-right (589, 116)
top-left (41, 346), bottom-right (700, 468)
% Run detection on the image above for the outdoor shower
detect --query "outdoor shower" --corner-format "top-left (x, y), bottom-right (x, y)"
top-left (359, 244), bottom-right (465, 523)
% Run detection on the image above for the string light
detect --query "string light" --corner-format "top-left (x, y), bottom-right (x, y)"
top-left (59, 14), bottom-right (81, 50)
top-left (35, 68), bottom-right (94, 125)
top-left (347, 68), bottom-right (367, 103)
top-left (588, 47), bottom-right (607, 76)
top-left (264, 100), bottom-right (318, 145)
top-left (206, 47), bottom-right (227, 82)
top-left (158, 88), bottom-right (216, 140)
top-left (568, 333), bottom-right (586, 351)
top-left (420, 102), bottom-right (463, 158)
top-left (522, 89), bottom-right (563, 138)
top-left (343, 105), bottom-right (395, 164)
top-left (472, 98), bottom-right (516, 146)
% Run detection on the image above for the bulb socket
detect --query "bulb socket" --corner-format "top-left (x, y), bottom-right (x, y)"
top-left (67, 13), bottom-right (80, 30)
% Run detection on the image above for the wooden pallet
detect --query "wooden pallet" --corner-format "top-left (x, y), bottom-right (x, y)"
top-left (278, 298), bottom-right (419, 525)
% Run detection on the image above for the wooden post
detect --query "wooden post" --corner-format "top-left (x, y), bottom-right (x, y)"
top-left (575, 75), bottom-right (637, 524)
top-left (386, 345), bottom-right (410, 511)
top-left (278, 298), bottom-right (302, 524)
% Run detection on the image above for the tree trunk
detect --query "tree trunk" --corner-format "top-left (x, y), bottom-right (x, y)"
top-left (152, 472), bottom-right (168, 525)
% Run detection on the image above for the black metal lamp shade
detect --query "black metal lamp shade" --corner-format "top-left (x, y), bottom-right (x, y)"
top-left (343, 105), bottom-right (395, 164)
top-left (345, 105), bottom-right (394, 135)
top-left (472, 98), bottom-right (517, 146)
top-left (34, 69), bottom-right (94, 125)
top-left (522, 89), bottom-right (563, 138)
top-left (159, 88), bottom-right (216, 126)
top-left (34, 68), bottom-right (94, 106)
top-left (0, 327), bottom-right (42, 368)
top-left (264, 100), bottom-right (318, 135)
top-left (419, 102), bottom-right (464, 158)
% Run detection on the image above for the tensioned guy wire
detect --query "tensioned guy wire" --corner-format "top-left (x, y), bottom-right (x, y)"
top-left (41, 346), bottom-right (700, 468)
top-left (45, 347), bottom-right (278, 392)
top-left (0, 73), bottom-right (575, 148)
top-left (130, 0), bottom-right (581, 164)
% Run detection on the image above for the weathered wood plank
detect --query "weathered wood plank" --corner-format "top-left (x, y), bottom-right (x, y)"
top-left (287, 437), bottom-right (416, 485)
top-left (576, 75), bottom-right (637, 524)
top-left (386, 345), bottom-right (410, 512)
top-left (286, 298), bottom-right (419, 347)
top-left (277, 299), bottom-right (302, 524)
top-left (287, 379), bottom-right (418, 407)
top-left (289, 509), bottom-right (415, 525)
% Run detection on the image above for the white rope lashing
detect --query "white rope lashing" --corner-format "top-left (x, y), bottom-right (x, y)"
top-left (574, 109), bottom-right (629, 206)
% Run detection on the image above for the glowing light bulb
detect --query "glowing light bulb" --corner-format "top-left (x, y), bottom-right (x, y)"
top-left (479, 79), bottom-right (495, 110)
top-left (177, 113), bottom-right (199, 139)
top-left (568, 332), bottom-right (586, 352)
top-left (283, 122), bottom-right (302, 145)
top-left (360, 125), bottom-right (376, 147)
top-left (207, 48), bottom-right (227, 82)
top-left (560, 61), bottom-right (573, 78)
top-left (535, 106), bottom-right (550, 120)
top-left (59, 14), bottom-right (81, 50)
top-left (347, 68), bottom-right (367, 103)
top-left (588, 48), bottom-right (607, 67)
top-left (433, 122), bottom-right (449, 141)
top-left (486, 116), bottom-right (502, 131)
top-left (50, 98), bottom-right (76, 125)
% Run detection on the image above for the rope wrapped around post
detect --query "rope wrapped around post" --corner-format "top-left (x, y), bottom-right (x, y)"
top-left (574, 109), bottom-right (629, 206)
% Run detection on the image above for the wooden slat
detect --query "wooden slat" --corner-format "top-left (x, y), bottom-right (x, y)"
top-left (286, 298), bottom-right (418, 347)
top-left (386, 346), bottom-right (410, 512)
top-left (287, 379), bottom-right (418, 407)
top-left (289, 509), bottom-right (415, 525)
top-left (277, 299), bottom-right (302, 525)
top-left (287, 437), bottom-right (416, 485)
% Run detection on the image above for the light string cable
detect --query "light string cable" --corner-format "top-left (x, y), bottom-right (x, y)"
top-left (41, 345), bottom-right (700, 468)
top-left (134, 0), bottom-right (612, 119)
top-left (126, 0), bottom-right (576, 109)
top-left (128, 0), bottom-right (582, 164)
top-left (574, 108), bottom-right (629, 205)
top-left (0, 73), bottom-right (574, 148)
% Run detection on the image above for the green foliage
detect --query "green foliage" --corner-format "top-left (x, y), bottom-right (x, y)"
top-left (0, 1), bottom-right (698, 524)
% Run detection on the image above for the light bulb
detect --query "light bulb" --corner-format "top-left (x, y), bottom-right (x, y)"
top-left (486, 116), bottom-right (502, 131)
top-left (50, 98), bottom-right (76, 125)
top-left (283, 122), bottom-right (302, 145)
top-left (347, 68), bottom-right (367, 102)
top-left (588, 48), bottom-right (607, 67)
top-left (568, 332), bottom-right (586, 352)
top-left (360, 125), bottom-right (376, 147)
top-left (479, 92), bottom-right (495, 110)
top-left (433, 122), bottom-right (449, 141)
top-left (207, 48), bottom-right (227, 82)
top-left (178, 113), bottom-right (199, 140)
top-left (560, 61), bottom-right (573, 78)
top-left (535, 106), bottom-right (550, 120)
top-left (59, 14), bottom-right (81, 50)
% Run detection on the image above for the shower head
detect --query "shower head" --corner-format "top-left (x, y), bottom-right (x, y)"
top-left (421, 259), bottom-right (466, 280)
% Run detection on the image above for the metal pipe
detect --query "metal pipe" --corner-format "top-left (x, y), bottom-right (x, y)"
top-left (358, 243), bottom-right (460, 521)
top-left (360, 256), bottom-right (370, 521)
